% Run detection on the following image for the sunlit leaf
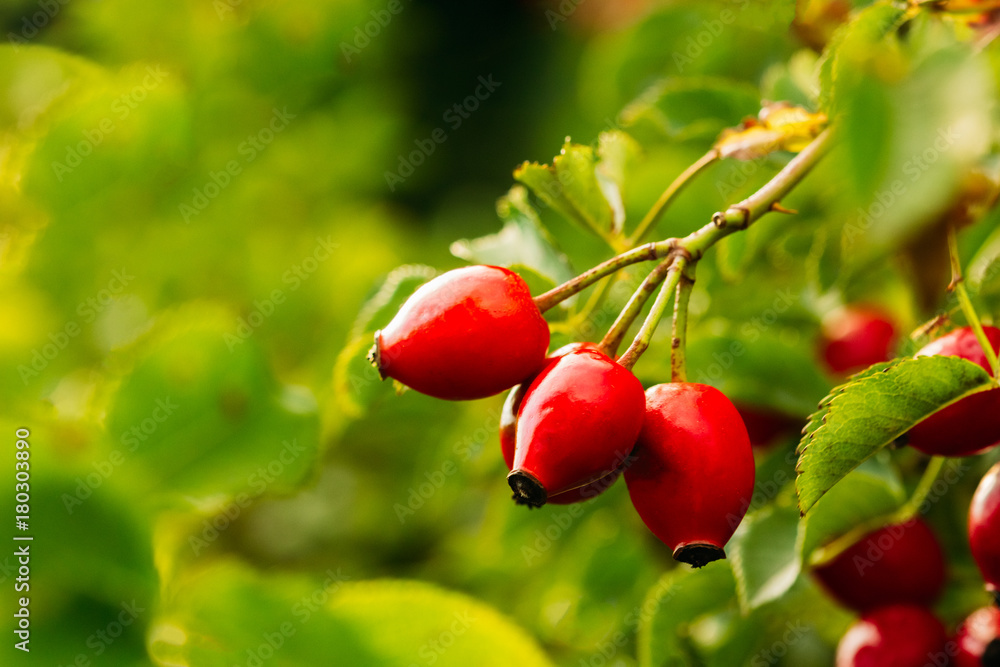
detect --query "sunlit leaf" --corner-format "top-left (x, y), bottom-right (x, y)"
top-left (796, 356), bottom-right (992, 514)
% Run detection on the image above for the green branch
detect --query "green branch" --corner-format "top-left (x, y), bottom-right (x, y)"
top-left (533, 241), bottom-right (673, 312)
top-left (618, 258), bottom-right (687, 370)
top-left (948, 225), bottom-right (1000, 381)
top-left (671, 262), bottom-right (696, 382)
top-left (599, 257), bottom-right (675, 357)
top-left (681, 128), bottom-right (834, 261)
top-left (627, 149), bottom-right (719, 246)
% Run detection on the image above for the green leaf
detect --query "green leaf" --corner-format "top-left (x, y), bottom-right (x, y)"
top-left (799, 455), bottom-right (905, 559)
top-left (106, 304), bottom-right (321, 503)
top-left (514, 142), bottom-right (613, 240)
top-left (796, 356), bottom-right (993, 514)
top-left (638, 561), bottom-right (736, 667)
top-left (620, 77), bottom-right (760, 143)
top-left (335, 264), bottom-right (437, 417)
top-left (596, 131), bottom-right (641, 234)
top-left (729, 501), bottom-right (803, 612)
top-left (349, 264), bottom-right (438, 341)
top-left (819, 1), bottom-right (907, 112)
top-left (150, 564), bottom-right (554, 667)
top-left (451, 186), bottom-right (573, 286)
top-left (825, 11), bottom-right (994, 253)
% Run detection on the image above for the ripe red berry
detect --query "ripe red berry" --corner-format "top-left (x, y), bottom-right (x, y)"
top-left (625, 383), bottom-right (755, 567)
top-left (908, 325), bottom-right (1000, 457)
top-left (954, 606), bottom-right (1000, 667)
top-left (499, 345), bottom-right (621, 505)
top-left (836, 604), bottom-right (947, 667)
top-left (812, 518), bottom-right (945, 612)
top-left (508, 346), bottom-right (645, 507)
top-left (969, 462), bottom-right (1000, 592)
top-left (499, 344), bottom-right (619, 504)
top-left (370, 265), bottom-right (550, 400)
top-left (820, 305), bottom-right (897, 375)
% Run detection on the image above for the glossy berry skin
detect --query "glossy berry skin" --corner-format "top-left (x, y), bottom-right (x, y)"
top-left (372, 265), bottom-right (550, 400)
top-left (836, 604), bottom-right (947, 667)
top-left (812, 518), bottom-right (945, 612)
top-left (820, 306), bottom-right (897, 375)
top-left (499, 344), bottom-right (620, 504)
top-left (954, 606), bottom-right (1000, 667)
top-left (625, 383), bottom-right (755, 567)
top-left (970, 462), bottom-right (1000, 592)
top-left (508, 347), bottom-right (645, 507)
top-left (908, 326), bottom-right (1000, 457)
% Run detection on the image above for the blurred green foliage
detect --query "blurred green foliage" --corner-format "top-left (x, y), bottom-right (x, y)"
top-left (3, 0), bottom-right (1000, 665)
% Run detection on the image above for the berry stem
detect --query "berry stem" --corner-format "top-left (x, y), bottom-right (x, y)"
top-left (552, 275), bottom-right (616, 336)
top-left (618, 258), bottom-right (688, 370)
top-left (626, 149), bottom-right (719, 246)
top-left (808, 456), bottom-right (947, 568)
top-left (533, 241), bottom-right (672, 312)
top-left (947, 225), bottom-right (1000, 381)
top-left (681, 128), bottom-right (833, 261)
top-left (534, 129), bottom-right (832, 322)
top-left (599, 258), bottom-right (675, 357)
top-left (671, 262), bottom-right (696, 382)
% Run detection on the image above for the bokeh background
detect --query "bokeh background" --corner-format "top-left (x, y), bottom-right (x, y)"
top-left (4, 0), bottom-right (1000, 665)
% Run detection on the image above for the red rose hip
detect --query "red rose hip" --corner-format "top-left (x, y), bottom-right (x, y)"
top-left (820, 305), bottom-right (898, 375)
top-left (812, 518), bottom-right (945, 612)
top-left (499, 343), bottom-right (621, 504)
top-left (836, 604), bottom-right (947, 667)
top-left (370, 265), bottom-right (550, 400)
top-left (970, 462), bottom-right (1000, 592)
top-left (954, 606), bottom-right (1000, 667)
top-left (908, 325), bottom-right (1000, 457)
top-left (508, 346), bottom-right (645, 507)
top-left (625, 383), bottom-right (755, 567)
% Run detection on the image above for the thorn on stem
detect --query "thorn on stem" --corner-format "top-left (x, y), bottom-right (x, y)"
top-left (770, 201), bottom-right (798, 215)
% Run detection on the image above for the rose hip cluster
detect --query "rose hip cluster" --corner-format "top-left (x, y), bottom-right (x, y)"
top-left (370, 265), bottom-right (756, 567)
top-left (815, 324), bottom-right (1000, 666)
